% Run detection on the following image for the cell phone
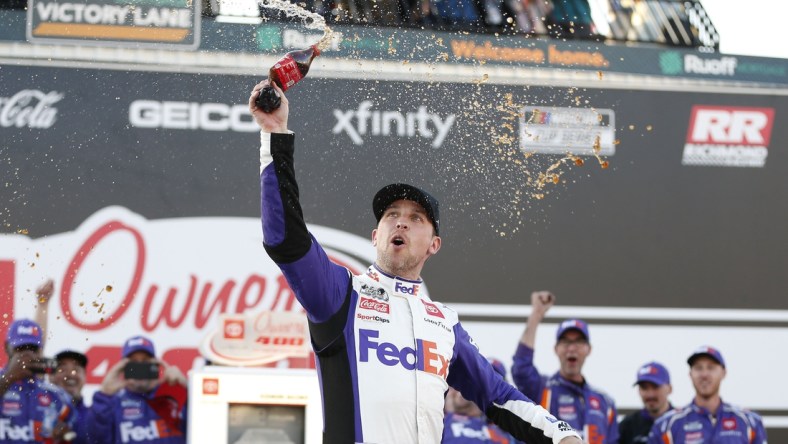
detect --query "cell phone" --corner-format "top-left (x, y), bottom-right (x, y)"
top-left (124, 362), bottom-right (160, 380)
top-left (29, 357), bottom-right (58, 374)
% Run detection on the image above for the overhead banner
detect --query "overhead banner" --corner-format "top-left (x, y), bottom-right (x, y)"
top-left (26, 0), bottom-right (201, 48)
top-left (1, 63), bottom-right (786, 311)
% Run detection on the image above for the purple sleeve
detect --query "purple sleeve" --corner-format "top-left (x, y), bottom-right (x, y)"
top-left (511, 342), bottom-right (546, 402)
top-left (260, 132), bottom-right (350, 323)
top-left (448, 323), bottom-right (557, 444)
top-left (750, 411), bottom-right (768, 444)
top-left (87, 392), bottom-right (117, 443)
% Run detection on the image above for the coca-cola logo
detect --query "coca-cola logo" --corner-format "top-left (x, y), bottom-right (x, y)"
top-left (359, 297), bottom-right (389, 314)
top-left (0, 89), bottom-right (63, 129)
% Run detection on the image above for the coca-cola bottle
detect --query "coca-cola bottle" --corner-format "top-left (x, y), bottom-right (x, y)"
top-left (256, 44), bottom-right (321, 113)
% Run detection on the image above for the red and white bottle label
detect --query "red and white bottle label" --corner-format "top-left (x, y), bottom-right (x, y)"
top-left (273, 55), bottom-right (303, 91)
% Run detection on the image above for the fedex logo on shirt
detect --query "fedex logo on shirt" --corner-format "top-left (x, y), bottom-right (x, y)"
top-left (0, 419), bottom-right (37, 440)
top-left (394, 281), bottom-right (420, 296)
top-left (358, 329), bottom-right (448, 378)
top-left (120, 420), bottom-right (182, 442)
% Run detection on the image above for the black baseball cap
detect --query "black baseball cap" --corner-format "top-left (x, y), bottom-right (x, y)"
top-left (373, 183), bottom-right (440, 235)
top-left (55, 350), bottom-right (88, 368)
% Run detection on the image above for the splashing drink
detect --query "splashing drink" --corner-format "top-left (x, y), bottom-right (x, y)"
top-left (256, 44), bottom-right (321, 113)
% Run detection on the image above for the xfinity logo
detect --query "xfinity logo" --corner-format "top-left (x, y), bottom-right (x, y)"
top-left (332, 101), bottom-right (456, 148)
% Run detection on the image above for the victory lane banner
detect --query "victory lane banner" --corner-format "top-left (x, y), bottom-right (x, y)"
top-left (27, 0), bottom-right (201, 48)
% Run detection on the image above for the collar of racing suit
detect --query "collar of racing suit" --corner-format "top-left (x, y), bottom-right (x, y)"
top-left (364, 264), bottom-right (431, 301)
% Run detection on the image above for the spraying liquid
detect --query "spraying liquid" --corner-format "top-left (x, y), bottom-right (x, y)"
top-left (255, 0), bottom-right (336, 112)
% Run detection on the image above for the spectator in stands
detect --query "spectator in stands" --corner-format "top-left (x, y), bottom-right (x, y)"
top-left (89, 336), bottom-right (188, 443)
top-left (546, 0), bottom-right (595, 38)
top-left (0, 319), bottom-right (76, 442)
top-left (512, 291), bottom-right (619, 444)
top-left (648, 346), bottom-right (767, 444)
top-left (53, 350), bottom-right (94, 444)
top-left (618, 361), bottom-right (672, 444)
top-left (443, 357), bottom-right (520, 443)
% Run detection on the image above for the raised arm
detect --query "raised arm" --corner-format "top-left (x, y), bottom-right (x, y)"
top-left (512, 291), bottom-right (553, 400)
top-left (448, 322), bottom-right (582, 444)
top-left (250, 81), bottom-right (350, 330)
top-left (34, 279), bottom-right (54, 347)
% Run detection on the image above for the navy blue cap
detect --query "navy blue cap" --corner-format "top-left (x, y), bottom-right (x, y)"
top-left (122, 336), bottom-right (156, 358)
top-left (688, 345), bottom-right (725, 368)
top-left (373, 183), bottom-right (440, 235)
top-left (6, 319), bottom-right (43, 348)
top-left (635, 361), bottom-right (670, 386)
top-left (556, 319), bottom-right (590, 343)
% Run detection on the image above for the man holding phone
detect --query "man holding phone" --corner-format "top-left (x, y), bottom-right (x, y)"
top-left (0, 319), bottom-right (75, 443)
top-left (88, 336), bottom-right (188, 443)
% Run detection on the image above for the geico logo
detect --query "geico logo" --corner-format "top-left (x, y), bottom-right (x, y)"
top-left (0, 419), bottom-right (35, 440)
top-left (356, 313), bottom-right (390, 323)
top-left (358, 329), bottom-right (448, 378)
top-left (332, 100), bottom-right (456, 148)
top-left (394, 282), bottom-right (419, 296)
top-left (689, 107), bottom-right (774, 145)
top-left (129, 100), bottom-right (259, 132)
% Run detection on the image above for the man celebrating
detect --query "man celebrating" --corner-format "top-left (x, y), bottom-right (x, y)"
top-left (52, 350), bottom-right (93, 444)
top-left (618, 362), bottom-right (672, 444)
top-left (648, 346), bottom-right (767, 444)
top-left (512, 291), bottom-right (618, 444)
top-left (250, 80), bottom-right (582, 444)
top-left (89, 336), bottom-right (188, 443)
top-left (0, 319), bottom-right (75, 443)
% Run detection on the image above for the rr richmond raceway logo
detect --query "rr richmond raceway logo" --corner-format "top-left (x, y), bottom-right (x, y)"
top-left (682, 105), bottom-right (775, 167)
top-left (333, 100), bottom-right (456, 148)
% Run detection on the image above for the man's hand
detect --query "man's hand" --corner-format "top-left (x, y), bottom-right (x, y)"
top-left (2, 353), bottom-right (34, 384)
top-left (249, 80), bottom-right (289, 134)
top-left (100, 358), bottom-right (128, 395)
top-left (159, 360), bottom-right (187, 387)
top-left (530, 290), bottom-right (555, 320)
top-left (520, 290), bottom-right (556, 347)
top-left (36, 279), bottom-right (54, 305)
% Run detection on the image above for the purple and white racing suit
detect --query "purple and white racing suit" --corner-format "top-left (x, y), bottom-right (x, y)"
top-left (0, 374), bottom-right (75, 443)
top-left (259, 131), bottom-right (581, 444)
top-left (647, 400), bottom-right (767, 444)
